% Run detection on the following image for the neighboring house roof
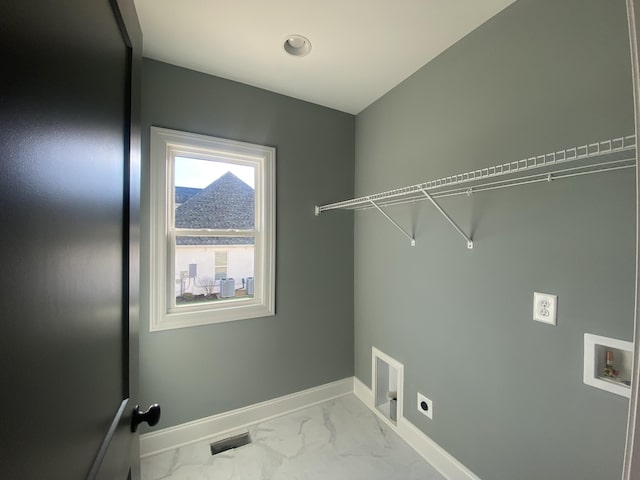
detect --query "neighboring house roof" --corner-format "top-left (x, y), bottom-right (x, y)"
top-left (175, 172), bottom-right (255, 245)
top-left (175, 186), bottom-right (202, 205)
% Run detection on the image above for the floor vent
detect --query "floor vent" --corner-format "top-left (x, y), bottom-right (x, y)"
top-left (210, 432), bottom-right (252, 456)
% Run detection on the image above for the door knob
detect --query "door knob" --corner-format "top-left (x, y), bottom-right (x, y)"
top-left (131, 404), bottom-right (161, 432)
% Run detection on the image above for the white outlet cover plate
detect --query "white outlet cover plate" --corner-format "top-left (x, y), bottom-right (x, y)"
top-left (533, 292), bottom-right (557, 325)
top-left (417, 392), bottom-right (433, 419)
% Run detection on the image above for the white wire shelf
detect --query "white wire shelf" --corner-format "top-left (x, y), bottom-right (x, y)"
top-left (315, 134), bottom-right (636, 247)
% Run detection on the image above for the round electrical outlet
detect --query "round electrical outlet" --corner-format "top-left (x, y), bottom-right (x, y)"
top-left (417, 393), bottom-right (433, 419)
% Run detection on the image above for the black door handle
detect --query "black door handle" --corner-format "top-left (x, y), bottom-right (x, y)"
top-left (131, 404), bottom-right (161, 432)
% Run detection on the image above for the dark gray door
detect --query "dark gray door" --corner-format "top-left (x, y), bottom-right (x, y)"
top-left (0, 1), bottom-right (144, 479)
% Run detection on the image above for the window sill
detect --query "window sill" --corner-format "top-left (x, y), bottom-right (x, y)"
top-left (150, 302), bottom-right (275, 331)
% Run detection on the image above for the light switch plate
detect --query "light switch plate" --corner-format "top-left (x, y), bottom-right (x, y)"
top-left (533, 292), bottom-right (557, 325)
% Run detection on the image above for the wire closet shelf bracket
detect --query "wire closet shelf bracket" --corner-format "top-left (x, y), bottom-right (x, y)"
top-left (314, 135), bottom-right (637, 248)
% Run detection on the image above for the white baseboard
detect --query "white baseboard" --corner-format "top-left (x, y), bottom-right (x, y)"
top-left (352, 377), bottom-right (481, 480)
top-left (140, 377), bottom-right (353, 458)
top-left (141, 375), bottom-right (481, 480)
top-left (353, 374), bottom-right (375, 409)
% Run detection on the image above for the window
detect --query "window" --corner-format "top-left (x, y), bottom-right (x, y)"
top-left (214, 251), bottom-right (228, 281)
top-left (150, 127), bottom-right (275, 330)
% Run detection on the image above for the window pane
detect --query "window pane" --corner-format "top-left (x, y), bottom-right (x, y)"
top-left (174, 156), bottom-right (255, 230)
top-left (175, 236), bottom-right (255, 305)
top-left (214, 251), bottom-right (227, 280)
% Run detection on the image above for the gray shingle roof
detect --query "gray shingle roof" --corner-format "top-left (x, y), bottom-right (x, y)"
top-left (175, 172), bottom-right (255, 246)
top-left (175, 186), bottom-right (202, 204)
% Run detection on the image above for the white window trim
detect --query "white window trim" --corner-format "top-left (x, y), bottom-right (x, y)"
top-left (150, 127), bottom-right (275, 331)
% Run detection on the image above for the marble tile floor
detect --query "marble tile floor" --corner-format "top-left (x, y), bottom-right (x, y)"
top-left (141, 394), bottom-right (446, 480)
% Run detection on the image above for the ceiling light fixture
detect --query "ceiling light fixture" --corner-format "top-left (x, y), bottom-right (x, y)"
top-left (283, 34), bottom-right (312, 57)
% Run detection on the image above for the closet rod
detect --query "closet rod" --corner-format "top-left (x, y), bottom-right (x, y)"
top-left (315, 134), bottom-right (636, 215)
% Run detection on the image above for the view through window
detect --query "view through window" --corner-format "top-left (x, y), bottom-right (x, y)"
top-left (173, 156), bottom-right (255, 306)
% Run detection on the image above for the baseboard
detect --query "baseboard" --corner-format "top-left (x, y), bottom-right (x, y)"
top-left (353, 377), bottom-right (481, 480)
top-left (140, 377), bottom-right (353, 457)
top-left (142, 376), bottom-right (481, 480)
top-left (353, 375), bottom-right (375, 409)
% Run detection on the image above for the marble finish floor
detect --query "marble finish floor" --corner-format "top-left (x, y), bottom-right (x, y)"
top-left (141, 394), bottom-right (446, 480)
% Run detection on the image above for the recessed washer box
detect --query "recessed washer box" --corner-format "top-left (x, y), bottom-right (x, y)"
top-left (583, 333), bottom-right (633, 398)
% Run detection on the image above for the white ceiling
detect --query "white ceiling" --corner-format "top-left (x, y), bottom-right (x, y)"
top-left (133, 0), bottom-right (516, 114)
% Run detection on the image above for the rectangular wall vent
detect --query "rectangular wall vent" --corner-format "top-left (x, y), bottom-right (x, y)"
top-left (210, 431), bottom-right (252, 456)
top-left (372, 347), bottom-right (404, 427)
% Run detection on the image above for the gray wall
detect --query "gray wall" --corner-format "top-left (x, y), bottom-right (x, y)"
top-left (139, 59), bottom-right (355, 429)
top-left (354, 1), bottom-right (635, 480)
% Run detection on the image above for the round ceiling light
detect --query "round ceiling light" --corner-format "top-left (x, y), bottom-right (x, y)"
top-left (283, 34), bottom-right (312, 57)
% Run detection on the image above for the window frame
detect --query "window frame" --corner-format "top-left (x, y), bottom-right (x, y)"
top-left (150, 127), bottom-right (275, 331)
